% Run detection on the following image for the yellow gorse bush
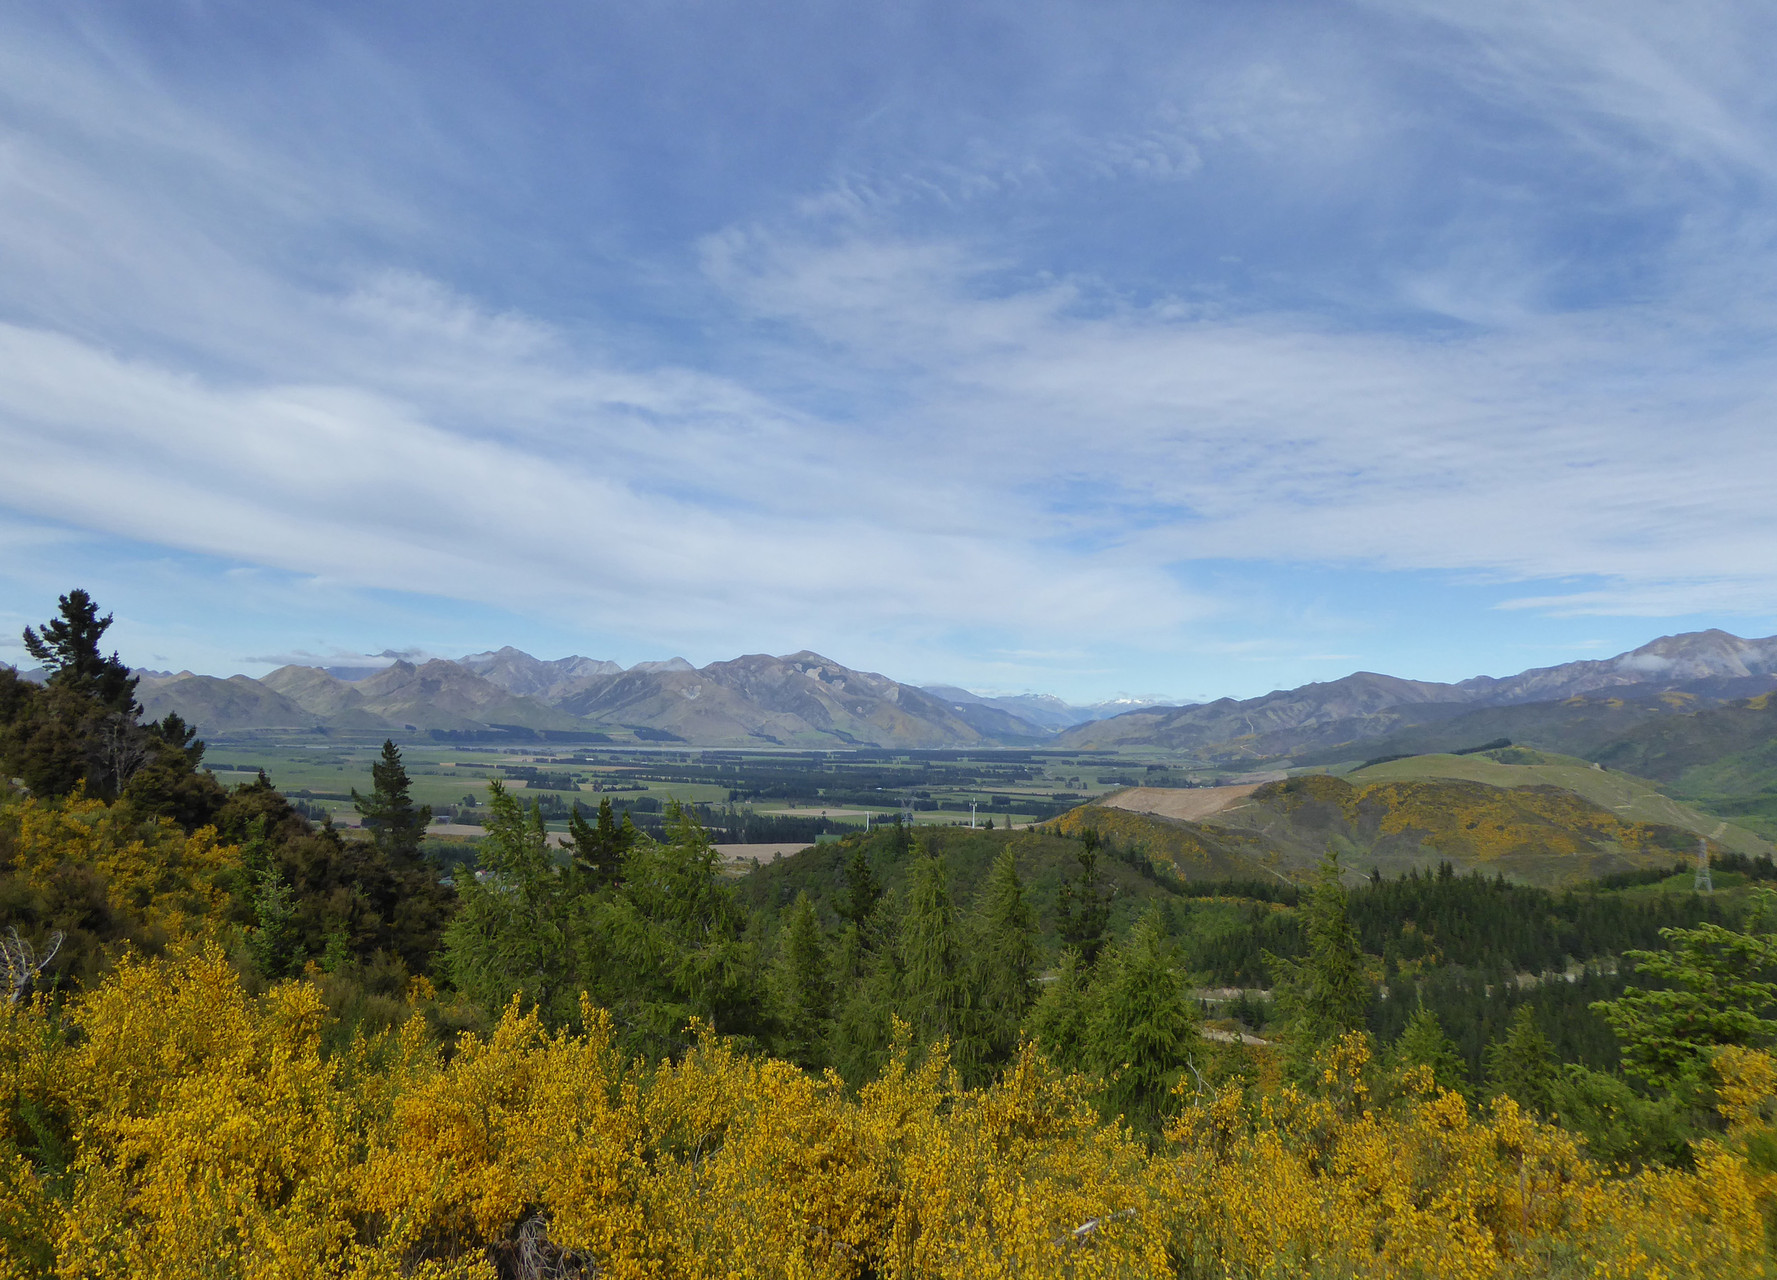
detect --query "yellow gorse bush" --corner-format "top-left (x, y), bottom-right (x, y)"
top-left (1, 790), bottom-right (240, 941)
top-left (3, 957), bottom-right (1775, 1280)
top-left (359, 1006), bottom-right (1162, 1278)
top-left (1162, 1034), bottom-right (1775, 1280)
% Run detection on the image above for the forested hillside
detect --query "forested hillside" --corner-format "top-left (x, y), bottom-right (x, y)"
top-left (6, 592), bottom-right (1777, 1278)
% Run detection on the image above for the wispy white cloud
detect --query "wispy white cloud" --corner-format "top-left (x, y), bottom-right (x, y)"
top-left (697, 220), bottom-right (1777, 612)
top-left (1376, 0), bottom-right (1777, 184)
top-left (240, 647), bottom-right (431, 669)
top-left (2, 2), bottom-right (1775, 699)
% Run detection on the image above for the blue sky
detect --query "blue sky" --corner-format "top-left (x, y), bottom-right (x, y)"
top-left (3, 1), bottom-right (1776, 703)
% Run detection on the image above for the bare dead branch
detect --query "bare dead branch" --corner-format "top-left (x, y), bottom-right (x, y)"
top-left (2, 927), bottom-right (64, 1005)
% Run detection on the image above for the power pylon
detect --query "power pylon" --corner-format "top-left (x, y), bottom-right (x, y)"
top-left (1695, 837), bottom-right (1714, 894)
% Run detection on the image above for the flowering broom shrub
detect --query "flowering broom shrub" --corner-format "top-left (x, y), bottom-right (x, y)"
top-left (4, 953), bottom-right (1774, 1280)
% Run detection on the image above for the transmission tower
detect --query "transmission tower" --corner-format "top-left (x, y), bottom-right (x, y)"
top-left (1695, 837), bottom-right (1714, 894)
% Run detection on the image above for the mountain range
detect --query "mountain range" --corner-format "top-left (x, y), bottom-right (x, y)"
top-left (120, 648), bottom-right (1149, 748)
top-left (1054, 630), bottom-right (1777, 758)
top-left (25, 628), bottom-right (1777, 754)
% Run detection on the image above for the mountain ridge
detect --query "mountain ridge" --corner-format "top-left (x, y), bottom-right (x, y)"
top-left (59, 626), bottom-right (1777, 753)
top-left (1055, 630), bottom-right (1777, 756)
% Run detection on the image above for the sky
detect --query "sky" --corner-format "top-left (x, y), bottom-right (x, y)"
top-left (3, 1), bottom-right (1776, 704)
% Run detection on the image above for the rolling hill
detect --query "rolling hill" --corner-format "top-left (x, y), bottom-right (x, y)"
top-left (1055, 760), bottom-right (1770, 888)
top-left (1285, 693), bottom-right (1777, 839)
top-left (1344, 747), bottom-right (1772, 858)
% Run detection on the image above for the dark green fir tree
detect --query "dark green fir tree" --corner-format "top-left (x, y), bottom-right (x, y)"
top-left (771, 892), bottom-right (834, 1068)
top-left (1266, 851), bottom-right (1370, 1078)
top-left (839, 846), bottom-right (883, 929)
top-left (1391, 1005), bottom-right (1469, 1096)
top-left (568, 795), bottom-right (635, 890)
top-left (1487, 1004), bottom-right (1559, 1116)
top-left (352, 739), bottom-right (431, 863)
top-left (974, 848), bottom-right (1037, 1062)
top-left (899, 853), bottom-right (981, 1077)
top-left (1088, 911), bottom-right (1200, 1133)
top-left (1056, 829), bottom-right (1111, 966)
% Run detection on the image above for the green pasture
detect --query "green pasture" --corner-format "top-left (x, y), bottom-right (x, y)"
top-left (195, 739), bottom-right (1141, 830)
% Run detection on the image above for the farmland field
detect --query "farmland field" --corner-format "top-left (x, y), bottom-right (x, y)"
top-left (196, 736), bottom-right (1228, 841)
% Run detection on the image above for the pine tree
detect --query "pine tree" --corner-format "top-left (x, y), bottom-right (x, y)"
top-left (1591, 912), bottom-right (1777, 1088)
top-left (352, 740), bottom-right (431, 862)
top-left (899, 853), bottom-right (980, 1075)
top-left (1391, 1005), bottom-right (1469, 1096)
top-left (1056, 830), bottom-right (1111, 965)
top-left (1088, 911), bottom-right (1200, 1133)
top-left (247, 866), bottom-right (300, 980)
top-left (1027, 949), bottom-right (1094, 1072)
top-left (1266, 851), bottom-right (1369, 1075)
top-left (588, 803), bottom-right (764, 1053)
top-left (1486, 1004), bottom-right (1558, 1115)
top-left (0, 667), bottom-right (92, 799)
top-left (831, 890), bottom-right (904, 1086)
top-left (22, 589), bottom-right (138, 714)
top-left (838, 846), bottom-right (882, 929)
top-left (6, 591), bottom-right (153, 800)
top-left (145, 711), bottom-right (204, 767)
top-left (442, 783), bottom-right (575, 1021)
top-left (974, 848), bottom-right (1036, 1062)
top-left (568, 795), bottom-right (633, 890)
top-left (771, 892), bottom-right (834, 1068)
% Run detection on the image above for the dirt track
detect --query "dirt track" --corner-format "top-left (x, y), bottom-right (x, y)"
top-left (1094, 784), bottom-right (1260, 822)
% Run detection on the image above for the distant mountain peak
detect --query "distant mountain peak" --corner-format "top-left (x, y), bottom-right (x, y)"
top-left (629, 656), bottom-right (695, 674)
top-left (455, 647), bottom-right (625, 700)
top-left (459, 645), bottom-right (532, 662)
